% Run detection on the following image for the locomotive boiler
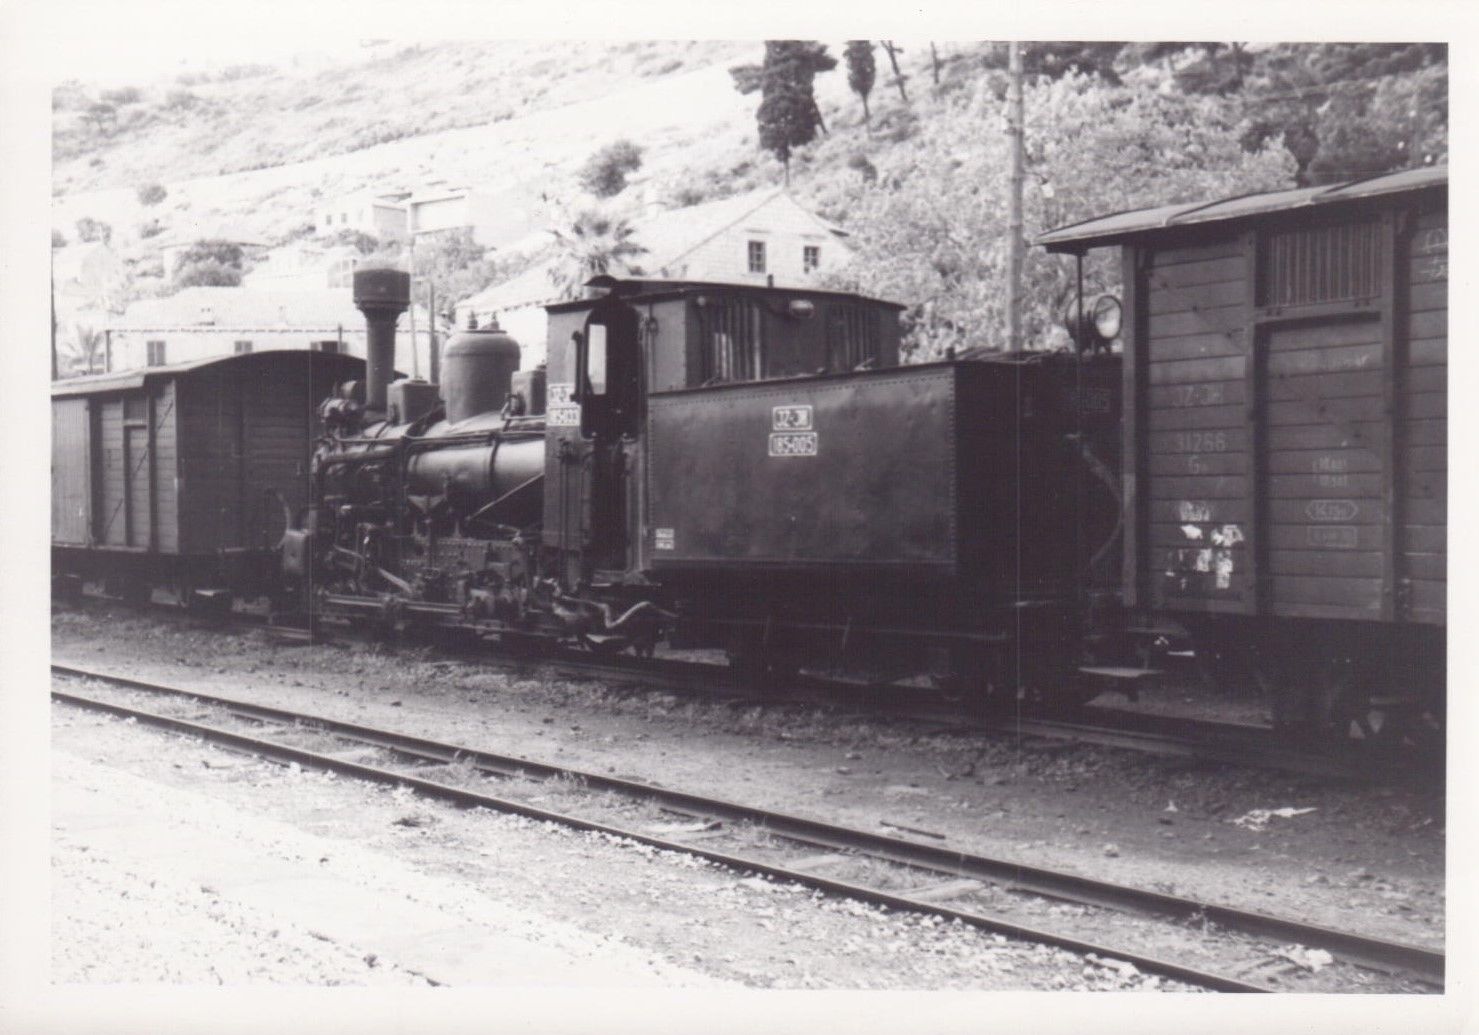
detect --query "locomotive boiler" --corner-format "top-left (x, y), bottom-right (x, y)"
top-left (296, 268), bottom-right (1123, 708)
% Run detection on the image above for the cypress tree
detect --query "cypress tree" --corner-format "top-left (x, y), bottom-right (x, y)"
top-left (845, 41), bottom-right (876, 127)
top-left (730, 41), bottom-right (837, 184)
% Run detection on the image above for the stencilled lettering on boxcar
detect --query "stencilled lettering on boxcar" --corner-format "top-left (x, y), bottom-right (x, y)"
top-left (1172, 431), bottom-right (1229, 453)
top-left (1168, 383), bottom-right (1225, 407)
top-left (1308, 525), bottom-right (1360, 549)
top-left (1313, 454), bottom-right (1351, 488)
top-left (1306, 499), bottom-right (1360, 522)
top-left (1177, 500), bottom-right (1214, 523)
top-left (1413, 227), bottom-right (1447, 255)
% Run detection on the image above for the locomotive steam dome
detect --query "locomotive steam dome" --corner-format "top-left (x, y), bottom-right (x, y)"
top-left (441, 320), bottom-right (521, 424)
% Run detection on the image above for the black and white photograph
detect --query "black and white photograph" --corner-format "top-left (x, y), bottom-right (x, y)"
top-left (2, 4), bottom-right (1472, 1032)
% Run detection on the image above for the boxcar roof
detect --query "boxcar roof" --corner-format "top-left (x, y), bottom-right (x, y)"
top-left (51, 350), bottom-right (368, 398)
top-left (1037, 165), bottom-right (1446, 253)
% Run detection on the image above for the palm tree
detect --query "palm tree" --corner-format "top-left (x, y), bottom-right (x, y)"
top-left (60, 323), bottom-right (106, 377)
top-left (546, 210), bottom-right (648, 299)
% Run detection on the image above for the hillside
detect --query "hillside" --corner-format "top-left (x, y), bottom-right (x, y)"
top-left (52, 40), bottom-right (1447, 356)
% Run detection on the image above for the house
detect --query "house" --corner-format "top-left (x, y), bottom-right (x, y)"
top-left (455, 189), bottom-right (853, 364)
top-left (242, 242), bottom-right (366, 291)
top-left (104, 286), bottom-right (435, 377)
top-left (316, 187), bottom-right (411, 240)
top-left (406, 185), bottom-right (503, 246)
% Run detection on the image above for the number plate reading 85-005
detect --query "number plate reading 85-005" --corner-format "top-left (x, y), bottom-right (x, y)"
top-left (769, 431), bottom-right (818, 457)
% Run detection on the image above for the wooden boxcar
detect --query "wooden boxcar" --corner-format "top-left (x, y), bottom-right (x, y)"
top-left (1040, 167), bottom-right (1446, 739)
top-left (52, 350), bottom-right (364, 604)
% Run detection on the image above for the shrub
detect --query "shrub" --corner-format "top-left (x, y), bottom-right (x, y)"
top-left (75, 216), bottom-right (111, 244)
top-left (138, 219), bottom-right (164, 239)
top-left (52, 228), bottom-right (67, 248)
top-left (101, 85), bottom-right (142, 105)
top-left (578, 140), bottom-right (644, 198)
top-left (136, 182), bottom-right (167, 206)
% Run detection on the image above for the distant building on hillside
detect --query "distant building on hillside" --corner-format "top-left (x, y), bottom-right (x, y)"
top-left (242, 242), bottom-right (366, 291)
top-left (455, 188), bottom-right (853, 364)
top-left (406, 185), bottom-right (503, 247)
top-left (316, 187), bottom-right (411, 240)
top-left (104, 286), bottom-right (433, 376)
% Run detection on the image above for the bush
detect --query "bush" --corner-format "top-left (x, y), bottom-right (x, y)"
top-left (138, 219), bottom-right (164, 239)
top-left (174, 259), bottom-right (241, 287)
top-left (52, 228), bottom-right (67, 248)
top-left (578, 139), bottom-right (644, 198)
top-left (101, 85), bottom-right (142, 105)
top-left (137, 182), bottom-right (167, 206)
top-left (75, 217), bottom-right (111, 244)
top-left (163, 88), bottom-right (199, 111)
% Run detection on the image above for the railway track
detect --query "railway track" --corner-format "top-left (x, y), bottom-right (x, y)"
top-left (62, 589), bottom-right (1423, 781)
top-left (52, 661), bottom-right (1443, 994)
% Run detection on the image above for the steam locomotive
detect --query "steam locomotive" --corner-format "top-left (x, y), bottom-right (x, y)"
top-left (293, 268), bottom-right (1123, 710)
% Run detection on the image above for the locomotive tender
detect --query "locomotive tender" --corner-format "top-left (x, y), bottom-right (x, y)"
top-left (299, 268), bottom-right (1120, 707)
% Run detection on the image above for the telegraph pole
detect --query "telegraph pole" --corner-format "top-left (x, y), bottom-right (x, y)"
top-left (1006, 41), bottom-right (1025, 352)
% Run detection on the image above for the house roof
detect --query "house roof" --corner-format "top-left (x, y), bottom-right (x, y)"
top-left (1038, 165), bottom-right (1447, 252)
top-left (107, 286), bottom-right (379, 332)
top-left (460, 189), bottom-right (850, 315)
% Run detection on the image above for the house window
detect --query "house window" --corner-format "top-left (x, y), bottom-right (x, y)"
top-left (747, 240), bottom-right (767, 274)
top-left (697, 296), bottom-right (765, 385)
top-left (1261, 221), bottom-right (1382, 308)
top-left (146, 340), bottom-right (166, 366)
top-left (234, 340), bottom-right (253, 355)
top-left (123, 394), bottom-right (148, 423)
top-left (803, 245), bottom-right (821, 273)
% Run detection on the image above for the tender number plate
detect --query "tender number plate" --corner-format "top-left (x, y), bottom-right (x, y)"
top-left (769, 431), bottom-right (818, 457)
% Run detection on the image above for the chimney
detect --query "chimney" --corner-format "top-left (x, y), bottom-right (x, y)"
top-left (352, 267), bottom-right (410, 419)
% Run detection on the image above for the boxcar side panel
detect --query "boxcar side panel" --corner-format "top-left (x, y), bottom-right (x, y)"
top-left (241, 367), bottom-right (315, 550)
top-left (1403, 207), bottom-right (1447, 623)
top-left (154, 381), bottom-right (179, 552)
top-left (95, 398), bottom-right (128, 547)
top-left (51, 397), bottom-right (91, 545)
top-left (176, 370), bottom-right (244, 555)
top-left (1141, 236), bottom-right (1254, 613)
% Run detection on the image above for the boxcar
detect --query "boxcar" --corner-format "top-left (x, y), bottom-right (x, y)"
top-left (1040, 167), bottom-right (1447, 739)
top-left (52, 350), bottom-right (365, 605)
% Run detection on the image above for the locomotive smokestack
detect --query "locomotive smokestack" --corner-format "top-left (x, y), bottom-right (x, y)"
top-left (352, 267), bottom-right (411, 419)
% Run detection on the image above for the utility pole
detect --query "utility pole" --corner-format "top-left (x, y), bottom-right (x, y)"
top-left (1006, 41), bottom-right (1025, 352)
top-left (407, 235), bottom-right (420, 379)
top-left (428, 282), bottom-right (439, 384)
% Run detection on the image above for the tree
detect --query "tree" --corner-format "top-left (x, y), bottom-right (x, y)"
top-left (578, 140), bottom-right (645, 198)
top-left (137, 182), bottom-right (167, 206)
top-left (845, 41), bottom-right (876, 127)
top-left (75, 217), bottom-right (111, 244)
top-left (325, 228), bottom-right (381, 255)
top-left (546, 211), bottom-right (648, 300)
top-left (79, 101), bottom-right (117, 133)
top-left (61, 324), bottom-right (106, 376)
top-left (412, 227), bottom-right (501, 309)
top-left (174, 260), bottom-right (242, 288)
top-left (730, 41), bottom-right (838, 183)
top-left (880, 42), bottom-right (909, 102)
top-left (172, 239), bottom-right (246, 287)
top-left (824, 73), bottom-right (1296, 358)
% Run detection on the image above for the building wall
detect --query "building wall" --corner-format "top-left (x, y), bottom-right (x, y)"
top-left (673, 198), bottom-right (849, 285)
top-left (319, 194), bottom-right (409, 239)
top-left (108, 324), bottom-right (433, 379)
